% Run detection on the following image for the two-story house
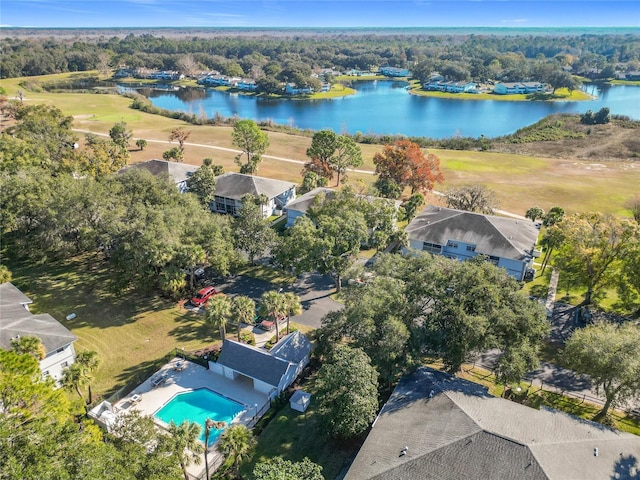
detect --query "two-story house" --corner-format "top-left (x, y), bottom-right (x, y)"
top-left (405, 206), bottom-right (540, 281)
top-left (0, 283), bottom-right (77, 385)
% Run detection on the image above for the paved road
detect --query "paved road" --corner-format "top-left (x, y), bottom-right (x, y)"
top-left (215, 272), bottom-right (342, 330)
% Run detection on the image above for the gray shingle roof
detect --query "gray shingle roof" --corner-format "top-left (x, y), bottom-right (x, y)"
top-left (217, 339), bottom-right (290, 387)
top-left (284, 187), bottom-right (401, 216)
top-left (269, 331), bottom-right (312, 364)
top-left (121, 159), bottom-right (196, 184)
top-left (283, 187), bottom-right (335, 214)
top-left (0, 283), bottom-right (77, 356)
top-left (213, 173), bottom-right (296, 200)
top-left (406, 205), bottom-right (539, 261)
top-left (345, 367), bottom-right (640, 480)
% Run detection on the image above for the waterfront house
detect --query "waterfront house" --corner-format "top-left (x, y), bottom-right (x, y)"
top-left (198, 75), bottom-right (231, 87)
top-left (494, 81), bottom-right (545, 95)
top-left (211, 172), bottom-right (296, 217)
top-left (405, 205), bottom-right (540, 281)
top-left (236, 79), bottom-right (258, 91)
top-left (379, 66), bottom-right (412, 77)
top-left (284, 83), bottom-right (312, 95)
top-left (0, 283), bottom-right (77, 386)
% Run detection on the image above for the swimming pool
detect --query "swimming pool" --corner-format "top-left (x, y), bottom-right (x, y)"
top-left (155, 388), bottom-right (245, 444)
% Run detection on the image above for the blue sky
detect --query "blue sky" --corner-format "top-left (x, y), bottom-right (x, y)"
top-left (1, 1), bottom-right (639, 28)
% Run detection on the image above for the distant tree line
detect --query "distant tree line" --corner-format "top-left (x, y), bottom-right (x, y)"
top-left (3, 31), bottom-right (640, 86)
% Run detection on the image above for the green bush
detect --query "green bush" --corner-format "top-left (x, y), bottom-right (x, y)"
top-left (240, 331), bottom-right (255, 346)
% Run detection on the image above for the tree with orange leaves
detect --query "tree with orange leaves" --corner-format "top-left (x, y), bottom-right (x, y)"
top-left (372, 139), bottom-right (444, 198)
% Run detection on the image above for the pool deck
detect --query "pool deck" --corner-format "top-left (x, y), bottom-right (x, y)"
top-left (112, 357), bottom-right (270, 479)
top-left (115, 358), bottom-right (268, 420)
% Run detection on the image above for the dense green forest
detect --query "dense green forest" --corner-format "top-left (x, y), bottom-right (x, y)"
top-left (2, 30), bottom-right (640, 84)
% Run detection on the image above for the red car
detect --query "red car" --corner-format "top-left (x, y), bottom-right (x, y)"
top-left (191, 286), bottom-right (217, 307)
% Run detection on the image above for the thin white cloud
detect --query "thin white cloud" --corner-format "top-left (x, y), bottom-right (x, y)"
top-left (501, 18), bottom-right (529, 24)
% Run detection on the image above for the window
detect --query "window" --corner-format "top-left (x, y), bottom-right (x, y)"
top-left (61, 361), bottom-right (69, 368)
top-left (466, 245), bottom-right (476, 252)
top-left (489, 255), bottom-right (500, 266)
top-left (447, 241), bottom-right (459, 249)
top-left (56, 347), bottom-right (64, 354)
top-left (43, 371), bottom-right (50, 377)
top-left (422, 242), bottom-right (442, 254)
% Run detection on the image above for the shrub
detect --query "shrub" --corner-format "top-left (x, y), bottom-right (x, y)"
top-left (240, 331), bottom-right (255, 346)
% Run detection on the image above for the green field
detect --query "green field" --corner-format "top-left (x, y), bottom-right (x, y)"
top-left (2, 71), bottom-right (639, 218)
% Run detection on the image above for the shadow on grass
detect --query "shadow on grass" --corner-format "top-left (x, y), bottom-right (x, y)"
top-left (6, 249), bottom-right (180, 329)
top-left (239, 372), bottom-right (359, 480)
top-left (168, 318), bottom-right (213, 344)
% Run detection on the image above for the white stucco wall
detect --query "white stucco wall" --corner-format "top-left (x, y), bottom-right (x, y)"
top-left (407, 238), bottom-right (529, 281)
top-left (253, 379), bottom-right (273, 395)
top-left (40, 343), bottom-right (76, 385)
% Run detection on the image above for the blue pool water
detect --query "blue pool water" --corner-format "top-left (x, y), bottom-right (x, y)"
top-left (155, 388), bottom-right (244, 444)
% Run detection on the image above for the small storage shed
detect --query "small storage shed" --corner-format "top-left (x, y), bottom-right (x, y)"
top-left (290, 390), bottom-right (311, 413)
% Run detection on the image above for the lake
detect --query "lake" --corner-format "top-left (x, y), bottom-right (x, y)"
top-left (133, 81), bottom-right (640, 139)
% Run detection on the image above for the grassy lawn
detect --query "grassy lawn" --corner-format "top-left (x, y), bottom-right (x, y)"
top-left (3, 72), bottom-right (640, 218)
top-left (408, 82), bottom-right (592, 102)
top-left (454, 364), bottom-right (640, 436)
top-left (239, 372), bottom-right (357, 480)
top-left (309, 84), bottom-right (357, 99)
top-left (4, 248), bottom-right (216, 400)
top-left (610, 80), bottom-right (640, 86)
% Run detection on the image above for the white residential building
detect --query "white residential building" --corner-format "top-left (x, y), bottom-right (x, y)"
top-left (0, 283), bottom-right (77, 385)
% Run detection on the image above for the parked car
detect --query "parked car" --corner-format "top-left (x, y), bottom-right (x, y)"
top-left (191, 286), bottom-right (217, 307)
top-left (182, 266), bottom-right (205, 279)
top-left (258, 314), bottom-right (286, 331)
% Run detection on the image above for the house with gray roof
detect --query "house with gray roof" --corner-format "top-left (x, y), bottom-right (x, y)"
top-left (405, 205), bottom-right (540, 281)
top-left (345, 367), bottom-right (640, 480)
top-left (120, 159), bottom-right (197, 193)
top-left (211, 172), bottom-right (296, 218)
top-left (283, 187), bottom-right (334, 227)
top-left (0, 283), bottom-right (77, 385)
top-left (210, 331), bottom-right (311, 399)
top-left (283, 187), bottom-right (401, 227)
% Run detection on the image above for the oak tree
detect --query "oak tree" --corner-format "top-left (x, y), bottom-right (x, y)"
top-left (444, 184), bottom-right (498, 214)
top-left (373, 139), bottom-right (443, 198)
top-left (551, 213), bottom-right (638, 305)
top-left (315, 345), bottom-right (379, 440)
top-left (563, 322), bottom-right (640, 419)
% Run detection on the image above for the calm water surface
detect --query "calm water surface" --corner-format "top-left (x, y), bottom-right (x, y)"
top-left (136, 81), bottom-right (640, 139)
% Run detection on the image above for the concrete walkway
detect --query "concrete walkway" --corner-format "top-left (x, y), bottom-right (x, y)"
top-left (545, 268), bottom-right (559, 317)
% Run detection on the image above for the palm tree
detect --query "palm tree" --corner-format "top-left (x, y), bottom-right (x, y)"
top-left (204, 294), bottom-right (232, 341)
top-left (231, 295), bottom-right (256, 342)
top-left (204, 419), bottom-right (226, 479)
top-left (217, 424), bottom-right (256, 478)
top-left (76, 350), bottom-right (99, 404)
top-left (258, 290), bottom-right (287, 343)
top-left (11, 335), bottom-right (46, 360)
top-left (61, 363), bottom-right (87, 404)
top-left (283, 292), bottom-right (302, 336)
top-left (61, 350), bottom-right (99, 405)
top-left (167, 420), bottom-right (204, 480)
